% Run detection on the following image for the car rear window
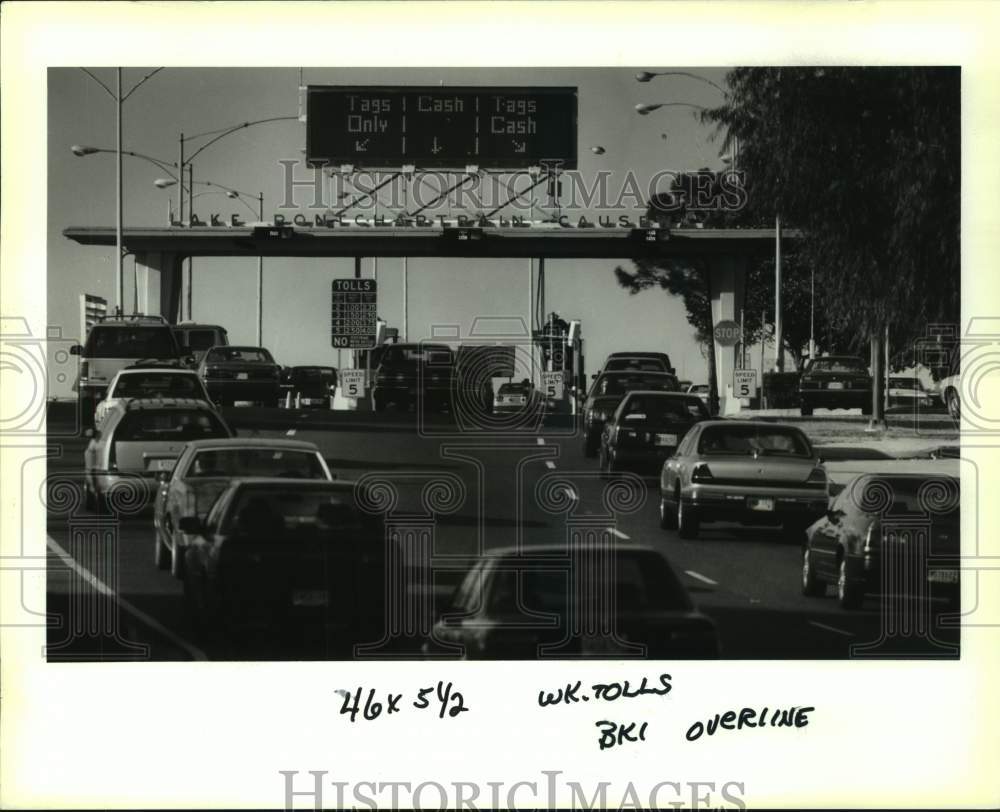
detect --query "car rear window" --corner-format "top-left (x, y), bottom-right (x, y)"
top-left (115, 409), bottom-right (228, 441)
top-left (697, 425), bottom-right (812, 457)
top-left (189, 448), bottom-right (326, 479)
top-left (224, 488), bottom-right (367, 534)
top-left (808, 358), bottom-right (868, 373)
top-left (605, 358), bottom-right (668, 372)
top-left (291, 367), bottom-right (336, 382)
top-left (594, 374), bottom-right (677, 396)
top-left (487, 552), bottom-right (691, 614)
top-left (110, 372), bottom-right (205, 399)
top-left (181, 329), bottom-right (224, 351)
top-left (205, 347), bottom-right (273, 364)
top-left (380, 346), bottom-right (453, 365)
top-left (85, 326), bottom-right (178, 359)
top-left (620, 396), bottom-right (708, 422)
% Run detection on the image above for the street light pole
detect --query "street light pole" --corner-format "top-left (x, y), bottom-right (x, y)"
top-left (809, 267), bottom-right (816, 359)
top-left (257, 193), bottom-right (264, 345)
top-left (116, 68), bottom-right (124, 315)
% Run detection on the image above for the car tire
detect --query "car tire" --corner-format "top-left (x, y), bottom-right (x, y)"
top-left (677, 498), bottom-right (699, 540)
top-left (800, 402), bottom-right (813, 416)
top-left (801, 548), bottom-right (825, 597)
top-left (659, 496), bottom-right (678, 530)
top-left (836, 556), bottom-right (863, 609)
top-left (154, 531), bottom-right (170, 571)
top-left (945, 388), bottom-right (960, 421)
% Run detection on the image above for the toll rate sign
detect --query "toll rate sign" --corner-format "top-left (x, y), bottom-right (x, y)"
top-left (331, 278), bottom-right (377, 349)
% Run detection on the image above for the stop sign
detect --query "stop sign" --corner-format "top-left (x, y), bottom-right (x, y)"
top-left (713, 320), bottom-right (741, 347)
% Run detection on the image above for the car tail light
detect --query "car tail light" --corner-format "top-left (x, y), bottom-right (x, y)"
top-left (691, 463), bottom-right (713, 483)
top-left (805, 467), bottom-right (827, 488)
top-left (864, 522), bottom-right (879, 553)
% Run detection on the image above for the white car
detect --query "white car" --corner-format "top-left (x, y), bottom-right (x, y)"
top-left (94, 365), bottom-right (211, 425)
top-left (152, 437), bottom-right (333, 577)
top-left (937, 373), bottom-right (961, 420)
top-left (685, 383), bottom-right (710, 404)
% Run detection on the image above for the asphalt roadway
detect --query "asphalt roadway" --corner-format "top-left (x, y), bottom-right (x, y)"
top-left (44, 404), bottom-right (961, 662)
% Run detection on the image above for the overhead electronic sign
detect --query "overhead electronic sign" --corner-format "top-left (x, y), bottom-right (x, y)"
top-left (305, 86), bottom-right (578, 169)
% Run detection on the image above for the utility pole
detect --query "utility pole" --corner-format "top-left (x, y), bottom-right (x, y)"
top-left (115, 68), bottom-right (124, 315)
top-left (256, 192), bottom-right (264, 345)
top-left (809, 266), bottom-right (816, 360)
top-left (774, 213), bottom-right (783, 372)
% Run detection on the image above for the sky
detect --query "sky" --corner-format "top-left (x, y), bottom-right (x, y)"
top-left (47, 67), bottom-right (735, 397)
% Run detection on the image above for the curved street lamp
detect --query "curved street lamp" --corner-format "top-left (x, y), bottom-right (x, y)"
top-left (635, 101), bottom-right (709, 116)
top-left (634, 70), bottom-right (727, 95)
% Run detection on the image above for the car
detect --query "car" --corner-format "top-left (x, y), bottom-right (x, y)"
top-left (937, 373), bottom-right (961, 420)
top-left (429, 543), bottom-right (719, 659)
top-left (94, 365), bottom-right (211, 425)
top-left (152, 438), bottom-right (334, 577)
top-left (70, 314), bottom-right (192, 421)
top-left (492, 378), bottom-right (541, 415)
top-left (171, 322), bottom-right (229, 366)
top-left (371, 342), bottom-right (454, 413)
top-left (659, 420), bottom-right (828, 540)
top-left (887, 375), bottom-right (935, 411)
top-left (685, 383), bottom-right (710, 404)
top-left (798, 355), bottom-right (873, 416)
top-left (198, 344), bottom-right (282, 407)
top-left (599, 392), bottom-right (710, 476)
top-left (581, 370), bottom-right (680, 457)
top-left (600, 355), bottom-right (673, 374)
top-left (602, 351), bottom-right (675, 376)
top-left (177, 479), bottom-right (390, 644)
top-left (281, 365), bottom-right (338, 408)
top-left (83, 398), bottom-right (233, 511)
top-left (801, 473), bottom-right (959, 610)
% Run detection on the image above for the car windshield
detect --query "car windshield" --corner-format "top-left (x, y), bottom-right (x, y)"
top-left (188, 448), bottom-right (326, 479)
top-left (593, 374), bottom-right (676, 396)
top-left (604, 358), bottom-right (667, 373)
top-left (848, 476), bottom-right (960, 516)
top-left (180, 329), bottom-right (224, 351)
top-left (224, 488), bottom-right (366, 534)
top-left (115, 409), bottom-right (228, 441)
top-left (486, 552), bottom-right (690, 614)
top-left (380, 345), bottom-right (452, 365)
top-left (110, 373), bottom-right (204, 399)
top-left (697, 425), bottom-right (811, 457)
top-left (808, 358), bottom-right (868, 373)
top-left (620, 396), bottom-right (708, 422)
top-left (205, 347), bottom-right (273, 364)
top-left (85, 326), bottom-right (178, 359)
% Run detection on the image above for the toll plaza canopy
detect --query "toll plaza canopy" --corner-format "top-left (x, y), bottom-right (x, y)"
top-left (63, 223), bottom-right (798, 415)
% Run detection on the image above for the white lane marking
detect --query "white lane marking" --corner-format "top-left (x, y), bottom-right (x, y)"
top-left (536, 438), bottom-right (545, 446)
top-left (545, 460), bottom-right (556, 469)
top-left (561, 487), bottom-right (579, 502)
top-left (808, 620), bottom-right (855, 637)
top-left (684, 570), bottom-right (718, 586)
top-left (286, 428), bottom-right (297, 436)
top-left (607, 528), bottom-right (630, 540)
top-left (46, 535), bottom-right (207, 661)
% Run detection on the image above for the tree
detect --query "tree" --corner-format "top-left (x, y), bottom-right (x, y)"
top-left (702, 67), bottom-right (960, 350)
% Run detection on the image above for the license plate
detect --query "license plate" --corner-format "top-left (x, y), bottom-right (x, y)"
top-left (236, 372), bottom-right (248, 380)
top-left (748, 497), bottom-right (775, 512)
top-left (292, 589), bottom-right (328, 607)
top-left (927, 569), bottom-right (959, 584)
top-left (655, 433), bottom-right (678, 446)
top-left (827, 382), bottom-right (844, 390)
top-left (146, 458), bottom-right (176, 472)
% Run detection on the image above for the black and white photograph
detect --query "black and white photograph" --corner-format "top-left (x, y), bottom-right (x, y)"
top-left (3, 2), bottom-right (999, 810)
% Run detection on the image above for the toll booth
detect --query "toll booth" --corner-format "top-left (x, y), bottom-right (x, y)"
top-left (533, 314), bottom-right (584, 414)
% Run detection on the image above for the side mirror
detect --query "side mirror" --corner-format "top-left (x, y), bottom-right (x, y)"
top-left (177, 516), bottom-right (204, 535)
top-left (69, 345), bottom-right (82, 356)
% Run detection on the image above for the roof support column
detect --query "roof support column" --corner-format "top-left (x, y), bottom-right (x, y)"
top-left (708, 254), bottom-right (747, 417)
top-left (133, 251), bottom-right (184, 323)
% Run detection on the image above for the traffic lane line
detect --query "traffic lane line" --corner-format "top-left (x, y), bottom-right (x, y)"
top-left (607, 528), bottom-right (630, 540)
top-left (807, 620), bottom-right (856, 637)
top-left (684, 569), bottom-right (718, 586)
top-left (45, 535), bottom-right (207, 661)
top-left (545, 460), bottom-right (556, 469)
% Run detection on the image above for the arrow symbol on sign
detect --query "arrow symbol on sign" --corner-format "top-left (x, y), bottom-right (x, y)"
top-left (512, 139), bottom-right (526, 153)
top-left (431, 136), bottom-right (443, 155)
top-left (355, 138), bottom-right (369, 151)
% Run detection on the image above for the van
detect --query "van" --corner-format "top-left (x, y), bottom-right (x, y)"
top-left (171, 322), bottom-right (229, 364)
top-left (71, 315), bottom-right (191, 418)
